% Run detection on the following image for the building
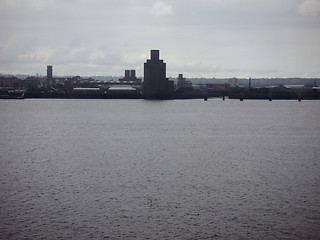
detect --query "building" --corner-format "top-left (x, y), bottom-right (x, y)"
top-left (125, 70), bottom-right (130, 79)
top-left (47, 65), bottom-right (53, 86)
top-left (143, 50), bottom-right (173, 99)
top-left (228, 77), bottom-right (238, 88)
top-left (22, 76), bottom-right (42, 89)
top-left (177, 73), bottom-right (192, 91)
top-left (0, 76), bottom-right (20, 88)
top-left (119, 69), bottom-right (142, 85)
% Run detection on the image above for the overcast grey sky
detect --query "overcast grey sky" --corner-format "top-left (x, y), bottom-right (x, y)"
top-left (1, 0), bottom-right (320, 78)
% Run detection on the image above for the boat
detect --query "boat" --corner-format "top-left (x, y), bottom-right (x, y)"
top-left (0, 88), bottom-right (26, 99)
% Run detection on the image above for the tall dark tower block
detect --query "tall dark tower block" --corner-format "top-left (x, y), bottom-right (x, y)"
top-left (144, 50), bottom-right (172, 99)
top-left (130, 70), bottom-right (136, 79)
top-left (177, 73), bottom-right (186, 88)
top-left (125, 70), bottom-right (130, 79)
top-left (47, 65), bottom-right (53, 86)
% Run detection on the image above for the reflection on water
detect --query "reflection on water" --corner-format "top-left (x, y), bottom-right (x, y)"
top-left (1, 99), bottom-right (320, 239)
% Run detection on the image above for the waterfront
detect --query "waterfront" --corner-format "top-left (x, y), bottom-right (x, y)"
top-left (0, 99), bottom-right (319, 239)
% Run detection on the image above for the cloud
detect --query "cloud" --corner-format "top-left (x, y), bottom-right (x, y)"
top-left (0, 0), bottom-right (319, 77)
top-left (298, 0), bottom-right (320, 16)
top-left (150, 1), bottom-right (173, 17)
top-left (18, 48), bottom-right (54, 63)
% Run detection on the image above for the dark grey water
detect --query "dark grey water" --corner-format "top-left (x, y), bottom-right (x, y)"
top-left (0, 99), bottom-right (319, 239)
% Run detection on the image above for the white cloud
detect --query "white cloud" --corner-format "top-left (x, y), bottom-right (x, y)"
top-left (150, 1), bottom-right (173, 17)
top-left (298, 0), bottom-right (320, 16)
top-left (18, 48), bottom-right (54, 63)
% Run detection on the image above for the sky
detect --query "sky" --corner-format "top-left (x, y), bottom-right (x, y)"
top-left (1, 0), bottom-right (320, 78)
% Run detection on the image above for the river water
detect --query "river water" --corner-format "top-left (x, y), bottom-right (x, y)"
top-left (0, 99), bottom-right (319, 239)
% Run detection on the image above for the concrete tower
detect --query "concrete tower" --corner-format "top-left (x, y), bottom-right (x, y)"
top-left (130, 70), bottom-right (136, 79)
top-left (177, 73), bottom-right (186, 89)
top-left (47, 65), bottom-right (53, 87)
top-left (125, 70), bottom-right (130, 79)
top-left (143, 50), bottom-right (173, 99)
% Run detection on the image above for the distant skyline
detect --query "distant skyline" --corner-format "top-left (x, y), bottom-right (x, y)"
top-left (1, 0), bottom-right (320, 78)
